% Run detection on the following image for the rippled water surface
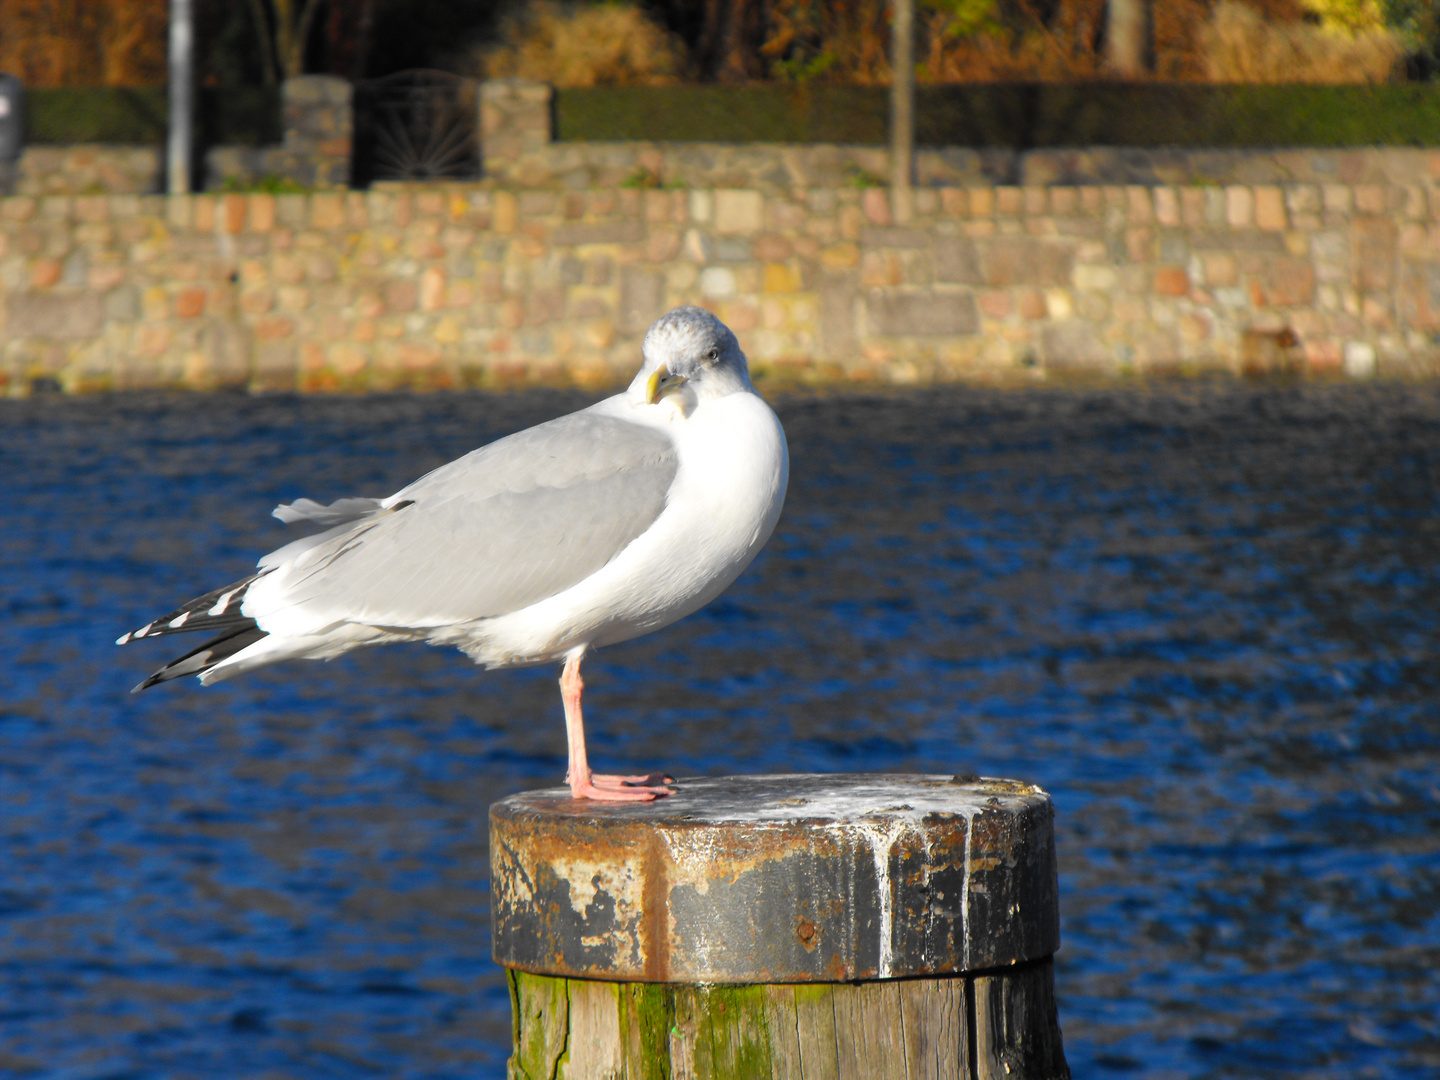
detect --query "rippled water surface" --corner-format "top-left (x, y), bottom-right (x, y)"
top-left (3, 383), bottom-right (1439, 1078)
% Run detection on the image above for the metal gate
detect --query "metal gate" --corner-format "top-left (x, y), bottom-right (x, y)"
top-left (351, 70), bottom-right (480, 187)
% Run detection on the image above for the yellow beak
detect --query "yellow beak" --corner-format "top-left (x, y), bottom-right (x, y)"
top-left (645, 364), bottom-right (686, 404)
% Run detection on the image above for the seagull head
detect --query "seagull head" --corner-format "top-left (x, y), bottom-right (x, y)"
top-left (634, 307), bottom-right (752, 407)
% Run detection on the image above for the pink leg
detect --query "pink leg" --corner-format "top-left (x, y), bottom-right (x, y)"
top-left (561, 652), bottom-right (673, 802)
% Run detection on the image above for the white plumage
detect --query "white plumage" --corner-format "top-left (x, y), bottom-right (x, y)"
top-left (120, 307), bottom-right (788, 801)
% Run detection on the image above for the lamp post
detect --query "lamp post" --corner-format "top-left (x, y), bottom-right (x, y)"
top-left (168, 0), bottom-right (194, 194)
top-left (0, 74), bottom-right (23, 196)
top-left (890, 0), bottom-right (914, 222)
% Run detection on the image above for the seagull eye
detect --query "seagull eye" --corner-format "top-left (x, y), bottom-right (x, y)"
top-left (706, 347), bottom-right (719, 362)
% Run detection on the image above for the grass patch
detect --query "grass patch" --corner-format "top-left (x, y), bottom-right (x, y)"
top-left (220, 174), bottom-right (310, 194)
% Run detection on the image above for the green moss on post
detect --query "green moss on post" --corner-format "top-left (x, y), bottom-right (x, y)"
top-left (625, 982), bottom-right (674, 1080)
top-left (508, 970), bottom-right (569, 1079)
top-left (508, 965), bottom-right (1067, 1079)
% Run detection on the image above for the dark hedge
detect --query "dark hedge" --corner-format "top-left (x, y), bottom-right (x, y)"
top-left (25, 87), bottom-right (281, 147)
top-left (19, 81), bottom-right (1440, 150)
top-left (555, 85), bottom-right (889, 143)
top-left (557, 83), bottom-right (1440, 147)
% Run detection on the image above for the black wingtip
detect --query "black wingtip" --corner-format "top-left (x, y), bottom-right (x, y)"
top-left (131, 673), bottom-right (167, 696)
top-left (132, 667), bottom-right (177, 693)
top-left (128, 625), bottom-right (268, 693)
top-left (118, 574), bottom-right (265, 648)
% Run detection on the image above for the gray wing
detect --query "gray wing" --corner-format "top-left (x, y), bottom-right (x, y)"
top-left (253, 409), bottom-right (678, 628)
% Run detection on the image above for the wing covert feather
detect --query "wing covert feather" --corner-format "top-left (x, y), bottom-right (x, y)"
top-left (250, 410), bottom-right (679, 628)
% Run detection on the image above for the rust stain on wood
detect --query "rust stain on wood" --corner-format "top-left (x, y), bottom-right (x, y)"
top-left (643, 827), bottom-right (669, 983)
top-left (491, 773), bottom-right (1058, 984)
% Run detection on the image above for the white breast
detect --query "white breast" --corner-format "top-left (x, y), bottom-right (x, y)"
top-left (462, 389), bottom-right (789, 666)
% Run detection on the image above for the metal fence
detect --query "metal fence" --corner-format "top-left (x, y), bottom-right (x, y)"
top-left (351, 70), bottom-right (479, 187)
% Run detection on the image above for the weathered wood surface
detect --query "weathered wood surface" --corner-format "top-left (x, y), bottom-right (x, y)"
top-left (494, 774), bottom-right (1068, 1079)
top-left (507, 959), bottom-right (1068, 1080)
top-left (491, 773), bottom-right (1059, 983)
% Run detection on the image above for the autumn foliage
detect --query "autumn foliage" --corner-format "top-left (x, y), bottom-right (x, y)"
top-left (502, 0), bottom-right (1410, 85)
top-left (0, 0), bottom-right (1416, 89)
top-left (481, 2), bottom-right (686, 86)
top-left (0, 0), bottom-right (168, 86)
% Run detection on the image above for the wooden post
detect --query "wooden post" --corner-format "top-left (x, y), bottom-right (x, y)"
top-left (492, 774), bottom-right (1070, 1079)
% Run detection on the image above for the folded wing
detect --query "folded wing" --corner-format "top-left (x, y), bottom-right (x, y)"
top-left (246, 409), bottom-right (680, 635)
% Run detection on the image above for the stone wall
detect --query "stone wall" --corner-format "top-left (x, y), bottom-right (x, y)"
top-left (486, 141), bottom-right (1440, 194)
top-left (3, 167), bottom-right (1440, 395)
top-left (477, 77), bottom-right (1440, 193)
top-left (7, 78), bottom-right (349, 198)
top-left (11, 71), bottom-right (1440, 199)
top-left (11, 145), bottom-right (161, 196)
top-left (22, 136), bottom-right (1437, 199)
top-left (206, 76), bottom-right (352, 191)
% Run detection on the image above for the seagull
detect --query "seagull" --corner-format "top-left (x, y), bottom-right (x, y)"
top-left (118, 307), bottom-right (788, 801)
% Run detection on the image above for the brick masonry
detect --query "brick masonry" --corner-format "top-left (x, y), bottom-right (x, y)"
top-left (4, 169), bottom-right (1440, 395)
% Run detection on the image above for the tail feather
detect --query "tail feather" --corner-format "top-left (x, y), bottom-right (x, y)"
top-left (132, 625), bottom-right (269, 692)
top-left (116, 573), bottom-right (267, 645)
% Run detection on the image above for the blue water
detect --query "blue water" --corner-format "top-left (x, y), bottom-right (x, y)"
top-left (3, 383), bottom-right (1438, 1078)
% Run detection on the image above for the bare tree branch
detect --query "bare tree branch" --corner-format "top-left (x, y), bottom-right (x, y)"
top-left (246, 0), bottom-right (279, 85)
top-left (289, 0), bottom-right (327, 78)
top-left (1105, 0), bottom-right (1150, 75)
